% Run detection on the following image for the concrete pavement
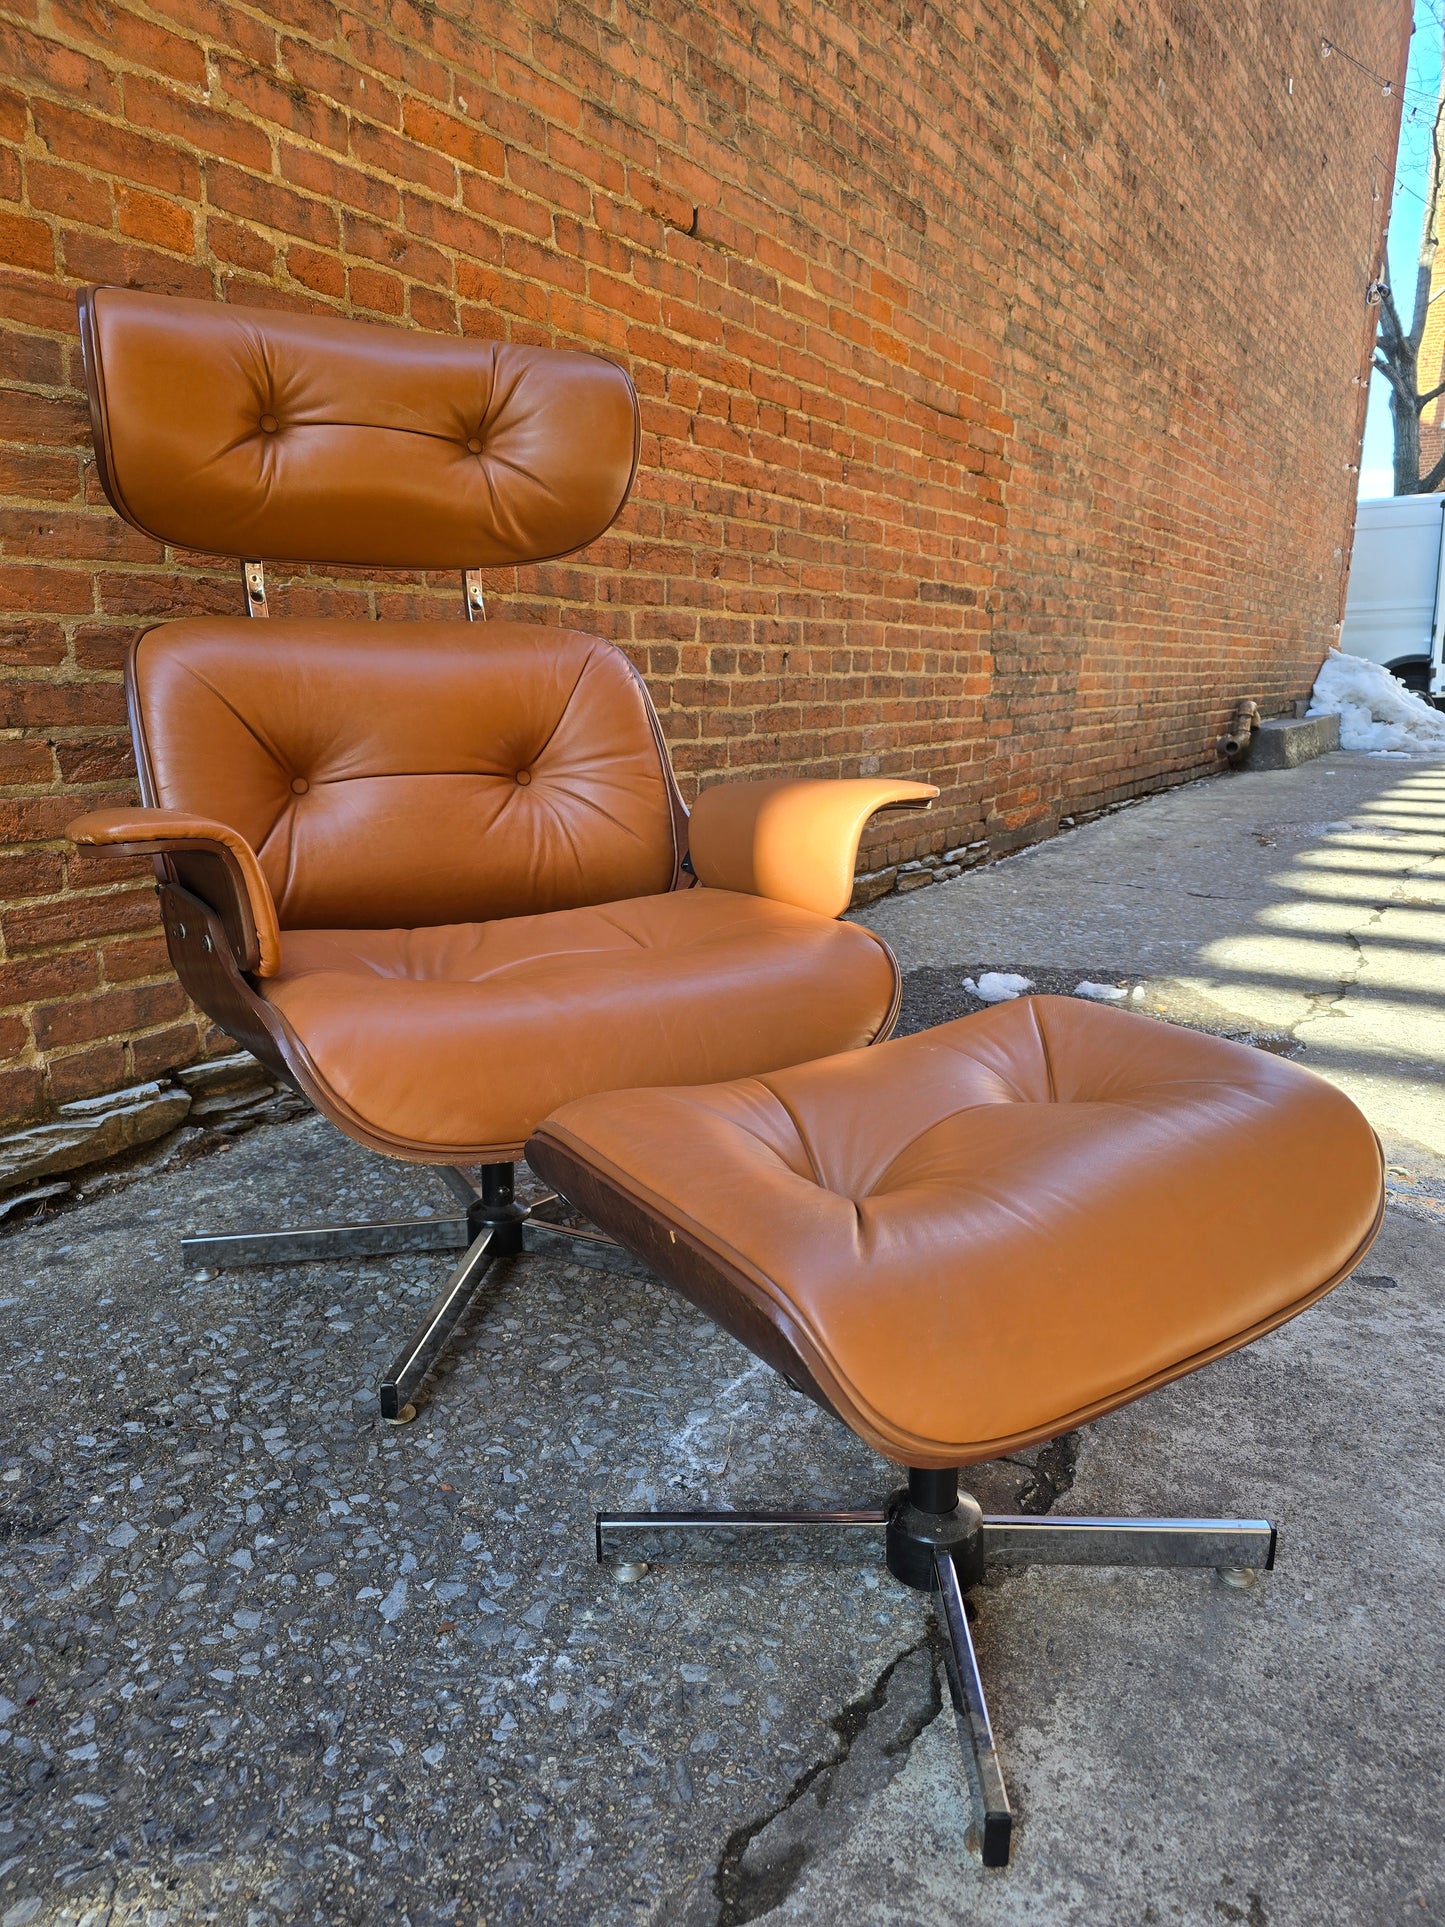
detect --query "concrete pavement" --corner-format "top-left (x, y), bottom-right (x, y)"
top-left (0, 749), bottom-right (1440, 1926)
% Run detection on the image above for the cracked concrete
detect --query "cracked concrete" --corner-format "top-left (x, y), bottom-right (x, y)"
top-left (667, 1643), bottom-right (942, 1927)
top-left (0, 749), bottom-right (1441, 1926)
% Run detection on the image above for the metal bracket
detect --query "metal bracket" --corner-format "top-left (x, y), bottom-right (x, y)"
top-left (243, 559), bottom-right (268, 618)
top-left (463, 569), bottom-right (486, 621)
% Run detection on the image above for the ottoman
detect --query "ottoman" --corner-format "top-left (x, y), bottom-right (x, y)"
top-left (526, 996), bottom-right (1384, 1867)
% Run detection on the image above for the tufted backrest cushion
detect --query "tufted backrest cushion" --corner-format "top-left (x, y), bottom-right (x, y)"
top-left (130, 620), bottom-right (679, 929)
top-left (79, 287), bottom-right (639, 570)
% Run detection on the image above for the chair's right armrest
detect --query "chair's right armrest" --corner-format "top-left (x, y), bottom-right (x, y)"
top-left (687, 777), bottom-right (938, 919)
top-left (67, 807), bottom-right (282, 977)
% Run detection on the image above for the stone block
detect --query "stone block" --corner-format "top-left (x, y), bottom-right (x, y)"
top-left (1243, 714), bottom-right (1341, 770)
top-left (0, 1081), bottom-right (191, 1191)
top-left (849, 866), bottom-right (899, 908)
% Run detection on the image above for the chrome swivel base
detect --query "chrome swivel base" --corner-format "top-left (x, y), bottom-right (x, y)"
top-left (597, 1466), bottom-right (1276, 1868)
top-left (179, 1160), bottom-right (648, 1422)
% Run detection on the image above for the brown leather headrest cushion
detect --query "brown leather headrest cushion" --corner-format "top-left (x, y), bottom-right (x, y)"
top-left (78, 286), bottom-right (640, 571)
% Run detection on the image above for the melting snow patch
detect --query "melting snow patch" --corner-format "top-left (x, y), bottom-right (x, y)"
top-left (1073, 981), bottom-right (1128, 1003)
top-left (963, 972), bottom-right (1034, 1003)
top-left (1308, 649), bottom-right (1445, 756)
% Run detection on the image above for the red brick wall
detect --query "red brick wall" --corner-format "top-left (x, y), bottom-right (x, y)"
top-left (0, 0), bottom-right (1410, 1126)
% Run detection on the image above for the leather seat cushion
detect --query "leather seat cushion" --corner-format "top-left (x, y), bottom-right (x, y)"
top-left (527, 996), bottom-right (1385, 1467)
top-left (264, 888), bottom-right (900, 1159)
top-left (133, 618), bottom-right (679, 931)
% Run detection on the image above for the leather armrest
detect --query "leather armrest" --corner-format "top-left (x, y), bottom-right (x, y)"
top-left (67, 807), bottom-right (282, 977)
top-left (687, 777), bottom-right (939, 919)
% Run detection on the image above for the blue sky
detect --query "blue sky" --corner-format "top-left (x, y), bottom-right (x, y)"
top-left (1359, 4), bottom-right (1445, 497)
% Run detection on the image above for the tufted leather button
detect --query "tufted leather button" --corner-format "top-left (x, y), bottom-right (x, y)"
top-left (259, 414), bottom-right (279, 433)
top-left (290, 776), bottom-right (310, 795)
top-left (465, 436), bottom-right (484, 454)
top-left (514, 769), bottom-right (532, 786)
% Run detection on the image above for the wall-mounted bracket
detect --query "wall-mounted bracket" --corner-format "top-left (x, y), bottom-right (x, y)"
top-left (243, 559), bottom-right (269, 618)
top-left (463, 569), bottom-right (486, 621)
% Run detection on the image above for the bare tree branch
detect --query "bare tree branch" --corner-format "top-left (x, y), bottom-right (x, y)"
top-left (1376, 21), bottom-right (1445, 492)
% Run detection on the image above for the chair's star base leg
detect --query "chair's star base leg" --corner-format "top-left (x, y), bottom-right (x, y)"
top-left (595, 1470), bottom-right (1277, 1872)
top-left (595, 1508), bottom-right (888, 1566)
top-left (933, 1547), bottom-right (1012, 1868)
top-left (378, 1223), bottom-right (498, 1422)
top-left (181, 1217), bottom-right (471, 1268)
top-left (178, 1161), bottom-right (645, 1420)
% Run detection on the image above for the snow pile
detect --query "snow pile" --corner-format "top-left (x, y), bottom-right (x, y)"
top-left (963, 972), bottom-right (1034, 1003)
top-left (1308, 649), bottom-right (1445, 756)
top-left (1073, 981), bottom-right (1128, 1003)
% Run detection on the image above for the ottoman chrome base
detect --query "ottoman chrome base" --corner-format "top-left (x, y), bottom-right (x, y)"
top-left (597, 1467), bottom-right (1275, 1869)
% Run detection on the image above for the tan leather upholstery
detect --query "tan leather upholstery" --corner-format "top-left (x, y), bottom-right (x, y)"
top-left (528, 997), bottom-right (1385, 1468)
top-left (130, 620), bottom-right (680, 931)
top-left (78, 287), bottom-right (638, 569)
top-left (69, 286), bottom-right (930, 1169)
top-left (69, 603), bottom-right (921, 1157)
top-left (690, 778), bottom-right (939, 918)
top-left (265, 892), bottom-right (900, 1160)
top-left (68, 806), bottom-right (282, 976)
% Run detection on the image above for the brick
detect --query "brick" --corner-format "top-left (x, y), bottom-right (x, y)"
top-left (0, 950), bottom-right (100, 1009)
top-left (0, 391), bottom-right (90, 447)
top-left (0, 850), bottom-right (65, 898)
top-left (115, 184), bottom-right (196, 254)
top-left (0, 508), bottom-right (157, 565)
top-left (349, 264), bottom-right (404, 314)
top-left (341, 214), bottom-right (448, 287)
top-left (0, 563), bottom-right (95, 614)
top-left (44, 1041), bottom-right (125, 1104)
top-left (31, 99), bottom-right (202, 200)
top-left (0, 436), bottom-right (74, 506)
top-left (70, 623), bottom-right (135, 672)
top-left (49, 0), bottom-right (207, 86)
top-left (208, 162), bottom-right (339, 246)
top-left (0, 268), bottom-right (78, 333)
top-left (207, 215), bottom-right (277, 275)
top-left (351, 121), bottom-right (456, 197)
top-left (0, 737), bottom-right (55, 783)
top-left (124, 75), bottom-right (273, 172)
top-left (130, 1019), bottom-right (201, 1079)
top-left (280, 140), bottom-right (401, 221)
top-left (62, 224), bottom-right (210, 292)
top-left (0, 82), bottom-right (26, 143)
top-left (53, 732), bottom-right (135, 786)
top-left (0, 209), bottom-right (55, 276)
top-left (0, 682), bottom-right (124, 729)
top-left (408, 283), bottom-right (454, 332)
top-left (286, 241), bottom-right (346, 298)
top-left (282, 36), bottom-right (401, 127)
top-left (0, 1066), bottom-right (45, 1121)
top-left (400, 98), bottom-right (505, 179)
top-left (33, 979), bottom-right (186, 1050)
top-left (148, 0), bottom-right (276, 66)
top-left (0, 18), bottom-right (120, 114)
top-left (100, 932), bottom-right (171, 982)
top-left (216, 55), bottom-right (349, 153)
top-left (65, 846), bottom-right (150, 890)
top-left (0, 329), bottom-right (65, 388)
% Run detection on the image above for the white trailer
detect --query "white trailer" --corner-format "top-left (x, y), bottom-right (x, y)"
top-left (1340, 494), bottom-right (1445, 699)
